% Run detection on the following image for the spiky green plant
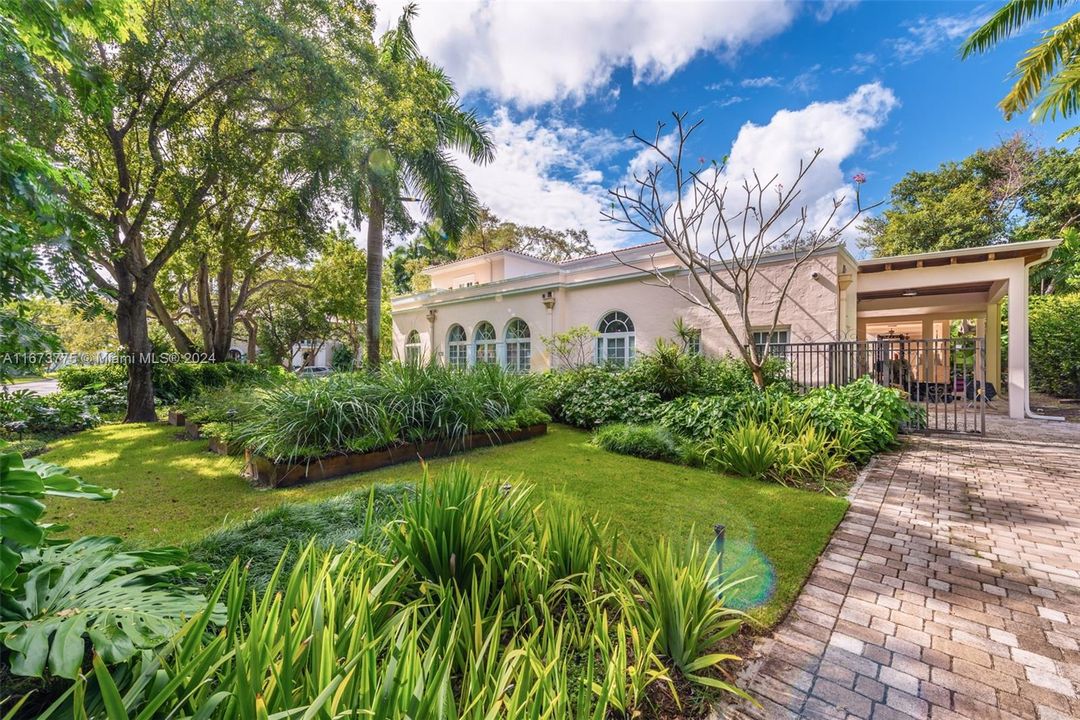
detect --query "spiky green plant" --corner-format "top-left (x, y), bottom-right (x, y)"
top-left (621, 536), bottom-right (749, 698)
top-left (26, 467), bottom-right (752, 718)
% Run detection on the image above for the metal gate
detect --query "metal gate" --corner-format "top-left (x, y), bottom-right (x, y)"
top-left (770, 338), bottom-right (989, 434)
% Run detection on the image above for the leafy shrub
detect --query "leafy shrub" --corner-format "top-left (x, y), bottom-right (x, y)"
top-left (37, 468), bottom-right (746, 718)
top-left (533, 365), bottom-right (662, 428)
top-left (625, 342), bottom-right (782, 399)
top-left (1030, 292), bottom-right (1080, 398)
top-left (0, 389), bottom-right (100, 435)
top-left (799, 377), bottom-right (909, 459)
top-left (593, 423), bottom-right (682, 462)
top-left (176, 375), bottom-right (287, 426)
top-left (234, 364), bottom-right (544, 461)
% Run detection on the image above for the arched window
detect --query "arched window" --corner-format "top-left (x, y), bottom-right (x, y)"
top-left (474, 322), bottom-right (497, 364)
top-left (504, 318), bottom-right (531, 373)
top-left (446, 324), bottom-right (468, 369)
top-left (596, 311), bottom-right (635, 366)
top-left (404, 330), bottom-right (421, 364)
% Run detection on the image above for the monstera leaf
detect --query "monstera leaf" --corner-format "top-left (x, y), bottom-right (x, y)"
top-left (0, 448), bottom-right (116, 590)
top-left (0, 536), bottom-right (211, 679)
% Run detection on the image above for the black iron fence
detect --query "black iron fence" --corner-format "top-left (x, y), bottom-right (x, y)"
top-left (769, 338), bottom-right (989, 434)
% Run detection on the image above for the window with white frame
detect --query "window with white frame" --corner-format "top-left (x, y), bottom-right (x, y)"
top-left (404, 330), bottom-right (421, 364)
top-left (751, 328), bottom-right (789, 358)
top-left (474, 322), bottom-right (497, 364)
top-left (687, 329), bottom-right (702, 356)
top-left (596, 311), bottom-right (635, 366)
top-left (447, 324), bottom-right (468, 369)
top-left (504, 318), bottom-right (531, 372)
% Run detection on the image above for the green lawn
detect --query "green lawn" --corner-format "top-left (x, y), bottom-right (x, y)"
top-left (42, 422), bottom-right (848, 627)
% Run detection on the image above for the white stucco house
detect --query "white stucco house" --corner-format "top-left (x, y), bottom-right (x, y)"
top-left (390, 238), bottom-right (1061, 420)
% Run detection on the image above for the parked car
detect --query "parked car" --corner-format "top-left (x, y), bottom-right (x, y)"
top-left (296, 366), bottom-right (332, 378)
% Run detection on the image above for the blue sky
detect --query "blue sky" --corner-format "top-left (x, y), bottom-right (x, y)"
top-left (375, 1), bottom-right (1074, 253)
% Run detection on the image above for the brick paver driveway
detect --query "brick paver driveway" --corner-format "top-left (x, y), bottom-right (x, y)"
top-left (723, 421), bottom-right (1080, 719)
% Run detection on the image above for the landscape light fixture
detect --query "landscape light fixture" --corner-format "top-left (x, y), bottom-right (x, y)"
top-left (713, 523), bottom-right (726, 577)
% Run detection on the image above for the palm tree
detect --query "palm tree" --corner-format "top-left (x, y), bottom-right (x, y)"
top-left (962, 0), bottom-right (1080, 128)
top-left (355, 5), bottom-right (494, 369)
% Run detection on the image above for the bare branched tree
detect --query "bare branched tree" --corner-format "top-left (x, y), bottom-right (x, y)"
top-left (602, 112), bottom-right (881, 387)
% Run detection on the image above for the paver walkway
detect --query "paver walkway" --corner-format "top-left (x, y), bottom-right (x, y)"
top-left (722, 423), bottom-right (1080, 719)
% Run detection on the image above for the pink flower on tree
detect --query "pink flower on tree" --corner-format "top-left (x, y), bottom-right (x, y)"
top-left (852, 172), bottom-right (867, 184)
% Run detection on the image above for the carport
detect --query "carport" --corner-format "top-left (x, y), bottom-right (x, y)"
top-left (851, 239), bottom-right (1061, 420)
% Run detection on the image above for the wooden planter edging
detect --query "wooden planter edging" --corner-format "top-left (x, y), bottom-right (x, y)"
top-left (245, 424), bottom-right (548, 488)
top-left (167, 410), bottom-right (186, 426)
top-left (183, 420), bottom-right (203, 440)
top-left (208, 436), bottom-right (241, 456)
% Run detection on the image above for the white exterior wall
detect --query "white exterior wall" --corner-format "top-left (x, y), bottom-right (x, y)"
top-left (392, 248), bottom-right (844, 371)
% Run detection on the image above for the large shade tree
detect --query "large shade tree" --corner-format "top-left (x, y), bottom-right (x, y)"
top-left (857, 135), bottom-right (1037, 256)
top-left (150, 148), bottom-right (329, 362)
top-left (45, 0), bottom-right (373, 420)
top-left (351, 5), bottom-right (494, 369)
top-left (859, 136), bottom-right (1080, 292)
top-left (0, 0), bottom-right (143, 302)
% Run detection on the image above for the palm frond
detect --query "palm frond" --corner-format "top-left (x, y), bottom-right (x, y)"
top-left (1000, 12), bottom-right (1080, 117)
top-left (434, 105), bottom-right (496, 165)
top-left (1033, 51), bottom-right (1080, 120)
top-left (384, 2), bottom-right (419, 62)
top-left (961, 0), bottom-right (1071, 57)
top-left (404, 148), bottom-right (482, 238)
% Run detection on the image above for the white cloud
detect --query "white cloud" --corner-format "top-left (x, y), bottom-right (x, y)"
top-left (454, 85), bottom-right (899, 255)
top-left (889, 11), bottom-right (990, 63)
top-left (447, 108), bottom-right (632, 250)
top-left (814, 0), bottom-right (859, 22)
top-left (684, 83), bottom-right (899, 247)
top-left (375, 0), bottom-right (801, 106)
top-left (741, 75), bottom-right (780, 88)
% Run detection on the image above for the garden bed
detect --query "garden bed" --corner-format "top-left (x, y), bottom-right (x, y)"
top-left (245, 424), bottom-right (548, 487)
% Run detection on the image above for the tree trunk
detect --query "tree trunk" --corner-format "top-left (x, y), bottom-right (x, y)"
top-left (116, 283), bottom-right (157, 422)
top-left (365, 191), bottom-right (385, 371)
top-left (148, 289), bottom-right (199, 355)
top-left (211, 254), bottom-right (235, 361)
top-left (750, 363), bottom-right (765, 390)
top-left (242, 316), bottom-right (258, 362)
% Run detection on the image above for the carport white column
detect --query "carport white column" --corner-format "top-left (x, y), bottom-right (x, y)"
top-left (1007, 264), bottom-right (1028, 419)
top-left (986, 301), bottom-right (1001, 392)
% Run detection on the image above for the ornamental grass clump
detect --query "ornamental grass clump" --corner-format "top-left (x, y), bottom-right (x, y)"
top-left (232, 363), bottom-right (546, 462)
top-left (31, 466), bottom-right (750, 719)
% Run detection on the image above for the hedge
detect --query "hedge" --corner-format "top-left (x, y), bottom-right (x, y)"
top-left (1030, 292), bottom-right (1080, 398)
top-left (55, 362), bottom-right (281, 410)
